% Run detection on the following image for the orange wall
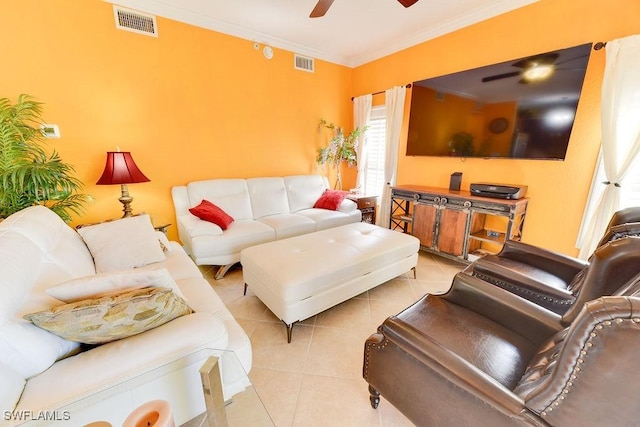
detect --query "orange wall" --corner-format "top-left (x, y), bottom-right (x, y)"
top-left (1, 0), bottom-right (353, 240)
top-left (352, 0), bottom-right (640, 256)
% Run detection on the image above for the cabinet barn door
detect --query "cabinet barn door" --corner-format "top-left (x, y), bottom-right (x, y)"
top-left (412, 203), bottom-right (437, 248)
top-left (436, 209), bottom-right (468, 256)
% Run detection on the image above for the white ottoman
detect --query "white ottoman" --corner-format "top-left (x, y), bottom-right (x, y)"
top-left (241, 222), bottom-right (420, 342)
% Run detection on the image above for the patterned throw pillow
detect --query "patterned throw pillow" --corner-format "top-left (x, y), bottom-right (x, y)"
top-left (24, 288), bottom-right (192, 345)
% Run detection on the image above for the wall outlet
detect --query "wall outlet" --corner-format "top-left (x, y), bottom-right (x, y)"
top-left (41, 124), bottom-right (61, 138)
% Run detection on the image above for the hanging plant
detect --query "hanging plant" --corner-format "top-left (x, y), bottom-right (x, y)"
top-left (316, 119), bottom-right (366, 189)
top-left (0, 94), bottom-right (91, 222)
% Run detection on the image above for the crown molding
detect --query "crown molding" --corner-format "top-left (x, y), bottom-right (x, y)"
top-left (107, 0), bottom-right (538, 68)
top-left (106, 0), bottom-right (350, 65)
top-left (347, 0), bottom-right (539, 67)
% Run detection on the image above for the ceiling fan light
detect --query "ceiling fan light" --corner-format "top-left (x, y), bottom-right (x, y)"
top-left (523, 64), bottom-right (554, 82)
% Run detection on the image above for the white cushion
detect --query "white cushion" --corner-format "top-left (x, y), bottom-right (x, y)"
top-left (296, 208), bottom-right (362, 230)
top-left (0, 206), bottom-right (96, 279)
top-left (178, 214), bottom-right (223, 237)
top-left (0, 360), bottom-right (25, 413)
top-left (77, 214), bottom-right (166, 273)
top-left (0, 232), bottom-right (44, 319)
top-left (247, 177), bottom-right (290, 219)
top-left (257, 214), bottom-right (316, 240)
top-left (0, 318), bottom-right (80, 379)
top-left (190, 220), bottom-right (275, 260)
top-left (337, 198), bottom-right (358, 213)
top-left (46, 268), bottom-right (186, 303)
top-left (284, 175), bottom-right (328, 213)
top-left (186, 179), bottom-right (254, 220)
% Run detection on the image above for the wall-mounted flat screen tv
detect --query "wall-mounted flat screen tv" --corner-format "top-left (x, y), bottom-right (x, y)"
top-left (406, 42), bottom-right (592, 160)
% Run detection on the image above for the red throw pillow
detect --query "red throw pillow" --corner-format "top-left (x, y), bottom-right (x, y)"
top-left (314, 189), bottom-right (348, 211)
top-left (189, 200), bottom-right (234, 229)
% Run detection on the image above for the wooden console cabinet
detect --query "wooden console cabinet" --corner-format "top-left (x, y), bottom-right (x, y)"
top-left (390, 185), bottom-right (528, 262)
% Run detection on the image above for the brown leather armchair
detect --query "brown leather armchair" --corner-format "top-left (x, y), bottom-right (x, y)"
top-left (464, 207), bottom-right (640, 316)
top-left (363, 272), bottom-right (640, 426)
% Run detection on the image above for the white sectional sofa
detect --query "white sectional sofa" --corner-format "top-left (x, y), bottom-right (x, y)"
top-left (0, 206), bottom-right (251, 426)
top-left (172, 175), bottom-right (362, 279)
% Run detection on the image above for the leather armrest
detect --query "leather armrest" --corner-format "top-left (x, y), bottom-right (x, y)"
top-left (378, 323), bottom-right (529, 418)
top-left (442, 272), bottom-right (563, 343)
top-left (498, 240), bottom-right (588, 283)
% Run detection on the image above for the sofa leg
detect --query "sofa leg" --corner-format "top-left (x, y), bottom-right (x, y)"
top-left (215, 263), bottom-right (236, 280)
top-left (368, 385), bottom-right (380, 409)
top-left (411, 266), bottom-right (416, 279)
top-left (244, 283), bottom-right (248, 296)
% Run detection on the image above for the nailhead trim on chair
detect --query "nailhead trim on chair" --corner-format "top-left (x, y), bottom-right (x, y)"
top-left (539, 318), bottom-right (637, 418)
top-left (363, 338), bottom-right (390, 379)
top-left (472, 271), bottom-right (572, 307)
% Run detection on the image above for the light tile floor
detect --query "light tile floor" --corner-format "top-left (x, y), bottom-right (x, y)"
top-left (200, 252), bottom-right (465, 427)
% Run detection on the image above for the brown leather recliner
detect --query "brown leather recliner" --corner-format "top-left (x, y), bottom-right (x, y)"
top-left (363, 271), bottom-right (640, 426)
top-left (464, 207), bottom-right (640, 316)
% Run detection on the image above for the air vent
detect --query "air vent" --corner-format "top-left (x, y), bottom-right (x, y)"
top-left (294, 54), bottom-right (315, 73)
top-left (113, 6), bottom-right (158, 37)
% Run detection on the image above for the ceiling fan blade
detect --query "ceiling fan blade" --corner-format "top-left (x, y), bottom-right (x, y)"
top-left (481, 71), bottom-right (521, 83)
top-left (310, 0), bottom-right (335, 18)
top-left (398, 0), bottom-right (419, 7)
top-left (511, 53), bottom-right (559, 69)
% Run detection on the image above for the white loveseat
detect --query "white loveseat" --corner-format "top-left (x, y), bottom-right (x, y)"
top-left (0, 206), bottom-right (251, 426)
top-left (172, 175), bottom-right (362, 279)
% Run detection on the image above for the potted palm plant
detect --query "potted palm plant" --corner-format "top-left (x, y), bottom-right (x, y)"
top-left (316, 119), bottom-right (366, 190)
top-left (0, 94), bottom-right (91, 222)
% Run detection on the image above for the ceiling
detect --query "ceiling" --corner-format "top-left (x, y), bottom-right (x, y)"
top-left (108, 0), bottom-right (538, 67)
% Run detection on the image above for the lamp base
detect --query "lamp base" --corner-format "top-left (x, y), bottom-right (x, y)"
top-left (119, 184), bottom-right (134, 217)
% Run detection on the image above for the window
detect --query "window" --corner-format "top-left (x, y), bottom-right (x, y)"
top-left (363, 106), bottom-right (386, 197)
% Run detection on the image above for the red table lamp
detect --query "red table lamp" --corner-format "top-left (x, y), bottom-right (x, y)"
top-left (96, 151), bottom-right (150, 217)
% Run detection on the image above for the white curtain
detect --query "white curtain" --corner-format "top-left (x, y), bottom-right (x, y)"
top-left (576, 35), bottom-right (640, 259)
top-left (377, 86), bottom-right (407, 227)
top-left (353, 94), bottom-right (372, 191)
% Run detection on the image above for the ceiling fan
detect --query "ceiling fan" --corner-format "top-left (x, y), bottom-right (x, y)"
top-left (481, 52), bottom-right (589, 84)
top-left (310, 0), bottom-right (420, 18)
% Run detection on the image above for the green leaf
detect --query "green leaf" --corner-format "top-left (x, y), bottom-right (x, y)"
top-left (0, 94), bottom-right (91, 221)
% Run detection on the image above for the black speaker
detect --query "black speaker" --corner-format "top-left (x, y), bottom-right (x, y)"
top-left (449, 172), bottom-right (462, 191)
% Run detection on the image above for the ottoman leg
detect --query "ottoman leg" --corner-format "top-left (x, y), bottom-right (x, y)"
top-left (243, 283), bottom-right (248, 296)
top-left (283, 321), bottom-right (295, 343)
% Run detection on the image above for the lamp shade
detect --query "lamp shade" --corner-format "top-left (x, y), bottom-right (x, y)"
top-left (96, 152), bottom-right (150, 185)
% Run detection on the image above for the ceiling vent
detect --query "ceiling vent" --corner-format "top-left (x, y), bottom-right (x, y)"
top-left (113, 6), bottom-right (158, 37)
top-left (294, 54), bottom-right (315, 73)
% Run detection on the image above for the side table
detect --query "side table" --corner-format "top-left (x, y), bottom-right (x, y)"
top-left (154, 223), bottom-right (171, 235)
top-left (346, 194), bottom-right (378, 224)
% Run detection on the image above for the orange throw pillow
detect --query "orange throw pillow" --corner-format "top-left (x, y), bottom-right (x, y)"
top-left (189, 200), bottom-right (234, 229)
